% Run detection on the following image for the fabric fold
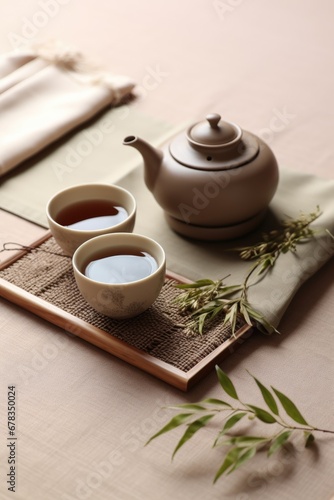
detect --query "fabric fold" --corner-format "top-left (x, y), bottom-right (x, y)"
top-left (0, 43), bottom-right (135, 176)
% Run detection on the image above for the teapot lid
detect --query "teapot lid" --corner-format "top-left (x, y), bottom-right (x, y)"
top-left (170, 113), bottom-right (259, 171)
top-left (187, 113), bottom-right (242, 148)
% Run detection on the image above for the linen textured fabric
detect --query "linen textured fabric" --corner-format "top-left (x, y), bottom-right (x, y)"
top-left (0, 44), bottom-right (134, 176)
top-left (118, 167), bottom-right (334, 330)
top-left (0, 2), bottom-right (334, 499)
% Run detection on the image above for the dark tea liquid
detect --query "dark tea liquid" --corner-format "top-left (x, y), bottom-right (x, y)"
top-left (56, 199), bottom-right (128, 230)
top-left (84, 247), bottom-right (158, 284)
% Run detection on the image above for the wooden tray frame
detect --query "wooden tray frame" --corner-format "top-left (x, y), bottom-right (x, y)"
top-left (0, 233), bottom-right (252, 391)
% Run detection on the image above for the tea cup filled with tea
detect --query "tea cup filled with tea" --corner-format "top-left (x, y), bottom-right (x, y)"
top-left (72, 232), bottom-right (166, 319)
top-left (46, 183), bottom-right (136, 255)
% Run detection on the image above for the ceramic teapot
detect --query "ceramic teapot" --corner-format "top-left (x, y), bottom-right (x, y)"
top-left (123, 113), bottom-right (279, 240)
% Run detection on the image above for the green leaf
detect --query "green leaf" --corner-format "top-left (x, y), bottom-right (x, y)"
top-left (209, 304), bottom-right (225, 320)
top-left (271, 387), bottom-right (309, 425)
top-left (247, 404), bottom-right (277, 424)
top-left (217, 285), bottom-right (243, 297)
top-left (221, 436), bottom-right (268, 448)
top-left (222, 412), bottom-right (247, 433)
top-left (250, 374), bottom-right (279, 415)
top-left (255, 316), bottom-right (277, 335)
top-left (198, 313), bottom-right (208, 334)
top-left (172, 414), bottom-right (214, 459)
top-left (325, 229), bottom-right (334, 240)
top-left (244, 306), bottom-right (277, 334)
top-left (304, 431), bottom-right (315, 447)
top-left (145, 413), bottom-right (193, 445)
top-left (195, 300), bottom-right (220, 313)
top-left (268, 431), bottom-right (292, 456)
top-left (229, 446), bottom-right (257, 473)
top-left (214, 412), bottom-right (247, 446)
top-left (213, 447), bottom-right (241, 483)
top-left (201, 398), bottom-right (232, 408)
top-left (169, 403), bottom-right (208, 411)
top-left (258, 257), bottom-right (274, 273)
top-left (229, 302), bottom-right (238, 333)
top-left (244, 306), bottom-right (263, 321)
top-left (240, 302), bottom-right (252, 326)
top-left (215, 365), bottom-right (239, 400)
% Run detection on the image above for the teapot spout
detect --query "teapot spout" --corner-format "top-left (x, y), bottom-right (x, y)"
top-left (123, 135), bottom-right (163, 192)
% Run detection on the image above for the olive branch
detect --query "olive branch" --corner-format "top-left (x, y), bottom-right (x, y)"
top-left (174, 206), bottom-right (331, 335)
top-left (146, 366), bottom-right (334, 483)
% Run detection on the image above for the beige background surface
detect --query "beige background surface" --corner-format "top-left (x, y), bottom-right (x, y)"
top-left (0, 1), bottom-right (334, 499)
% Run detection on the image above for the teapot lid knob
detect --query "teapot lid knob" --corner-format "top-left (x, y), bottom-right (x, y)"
top-left (206, 113), bottom-right (221, 129)
top-left (187, 113), bottom-right (241, 147)
top-left (171, 112), bottom-right (260, 170)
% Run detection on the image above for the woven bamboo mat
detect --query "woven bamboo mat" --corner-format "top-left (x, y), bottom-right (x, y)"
top-left (0, 236), bottom-right (249, 389)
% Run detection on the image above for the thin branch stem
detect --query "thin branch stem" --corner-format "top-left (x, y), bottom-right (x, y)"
top-left (175, 404), bottom-right (334, 435)
top-left (174, 206), bottom-right (326, 336)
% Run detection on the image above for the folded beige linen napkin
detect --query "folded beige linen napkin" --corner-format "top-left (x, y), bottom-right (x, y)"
top-left (0, 42), bottom-right (134, 176)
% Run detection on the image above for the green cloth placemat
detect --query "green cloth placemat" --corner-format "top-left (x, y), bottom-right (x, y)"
top-left (118, 167), bottom-right (334, 329)
top-left (0, 105), bottom-right (182, 227)
top-left (1, 106), bottom-right (333, 332)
